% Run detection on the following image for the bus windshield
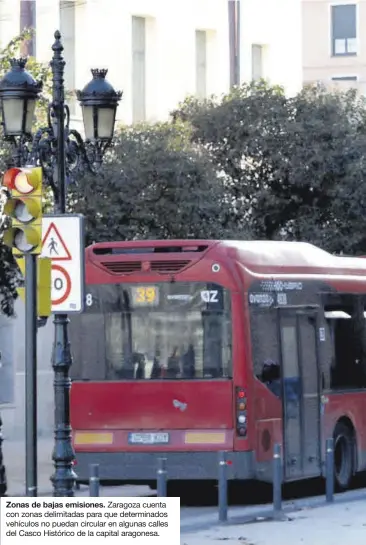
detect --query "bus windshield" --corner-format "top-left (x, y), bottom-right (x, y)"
top-left (70, 282), bottom-right (232, 380)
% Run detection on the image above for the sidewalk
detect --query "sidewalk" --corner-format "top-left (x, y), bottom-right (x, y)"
top-left (181, 500), bottom-right (366, 545)
top-left (3, 437), bottom-right (54, 496)
top-left (2, 436), bottom-right (153, 497)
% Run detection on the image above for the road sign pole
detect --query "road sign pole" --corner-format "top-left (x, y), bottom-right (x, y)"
top-left (25, 253), bottom-right (38, 497)
top-left (50, 33), bottom-right (76, 497)
top-left (41, 214), bottom-right (84, 498)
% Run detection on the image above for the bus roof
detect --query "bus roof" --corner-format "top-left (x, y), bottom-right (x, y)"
top-left (86, 239), bottom-right (366, 277)
top-left (219, 240), bottom-right (366, 271)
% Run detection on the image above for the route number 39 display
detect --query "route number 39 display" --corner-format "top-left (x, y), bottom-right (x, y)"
top-left (131, 286), bottom-right (159, 306)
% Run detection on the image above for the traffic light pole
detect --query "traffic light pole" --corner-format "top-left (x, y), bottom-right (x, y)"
top-left (50, 31), bottom-right (76, 497)
top-left (25, 253), bottom-right (38, 497)
top-left (0, 30), bottom-right (120, 498)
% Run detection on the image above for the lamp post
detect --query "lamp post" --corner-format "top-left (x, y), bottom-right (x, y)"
top-left (0, 31), bottom-right (122, 496)
top-left (0, 414), bottom-right (6, 496)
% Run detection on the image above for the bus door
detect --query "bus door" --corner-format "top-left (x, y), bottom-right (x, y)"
top-left (279, 308), bottom-right (321, 480)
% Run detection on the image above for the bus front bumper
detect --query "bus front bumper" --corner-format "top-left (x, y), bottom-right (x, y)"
top-left (74, 450), bottom-right (256, 483)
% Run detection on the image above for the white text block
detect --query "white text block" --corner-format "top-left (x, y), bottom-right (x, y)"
top-left (1, 497), bottom-right (180, 544)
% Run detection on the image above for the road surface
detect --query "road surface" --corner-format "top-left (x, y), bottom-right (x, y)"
top-left (180, 496), bottom-right (366, 544)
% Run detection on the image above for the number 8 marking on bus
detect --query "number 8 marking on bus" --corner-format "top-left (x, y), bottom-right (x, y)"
top-left (86, 293), bottom-right (93, 307)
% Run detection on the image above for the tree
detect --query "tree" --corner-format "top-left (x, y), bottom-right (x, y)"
top-left (173, 81), bottom-right (366, 254)
top-left (69, 122), bottom-right (237, 244)
top-left (0, 30), bottom-right (52, 316)
top-left (172, 81), bottom-right (288, 238)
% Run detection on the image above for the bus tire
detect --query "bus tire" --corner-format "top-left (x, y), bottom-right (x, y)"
top-left (333, 421), bottom-right (354, 491)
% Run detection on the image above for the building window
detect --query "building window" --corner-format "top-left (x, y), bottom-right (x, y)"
top-left (251, 44), bottom-right (263, 81)
top-left (331, 4), bottom-right (357, 56)
top-left (195, 30), bottom-right (207, 99)
top-left (331, 76), bottom-right (358, 90)
top-left (331, 76), bottom-right (357, 81)
top-left (60, 0), bottom-right (76, 115)
top-left (132, 16), bottom-right (146, 123)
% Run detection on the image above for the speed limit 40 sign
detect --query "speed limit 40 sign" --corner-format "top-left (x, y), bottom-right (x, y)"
top-left (41, 214), bottom-right (85, 313)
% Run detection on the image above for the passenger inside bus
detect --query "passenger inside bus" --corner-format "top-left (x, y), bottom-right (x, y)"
top-left (261, 358), bottom-right (300, 406)
top-left (147, 344), bottom-right (196, 379)
top-left (166, 347), bottom-right (181, 378)
top-left (261, 359), bottom-right (281, 397)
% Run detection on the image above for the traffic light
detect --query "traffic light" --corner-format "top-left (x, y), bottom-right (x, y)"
top-left (2, 166), bottom-right (43, 255)
top-left (15, 257), bottom-right (52, 318)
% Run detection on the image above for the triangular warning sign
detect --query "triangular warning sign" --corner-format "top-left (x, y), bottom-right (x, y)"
top-left (42, 222), bottom-right (72, 261)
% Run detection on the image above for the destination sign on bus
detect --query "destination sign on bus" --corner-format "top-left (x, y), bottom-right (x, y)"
top-left (83, 282), bottom-right (226, 312)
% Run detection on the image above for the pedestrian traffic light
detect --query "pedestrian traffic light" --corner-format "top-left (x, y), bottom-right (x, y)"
top-left (1, 166), bottom-right (43, 255)
top-left (15, 256), bottom-right (52, 318)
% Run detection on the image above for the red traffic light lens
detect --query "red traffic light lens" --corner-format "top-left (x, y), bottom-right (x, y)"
top-left (14, 172), bottom-right (34, 194)
top-left (2, 167), bottom-right (40, 194)
top-left (3, 168), bottom-right (22, 190)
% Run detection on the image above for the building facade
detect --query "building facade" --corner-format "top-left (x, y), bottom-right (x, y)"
top-left (0, 0), bottom-right (302, 440)
top-left (0, 0), bottom-right (303, 127)
top-left (302, 0), bottom-right (366, 91)
top-left (241, 0), bottom-right (302, 96)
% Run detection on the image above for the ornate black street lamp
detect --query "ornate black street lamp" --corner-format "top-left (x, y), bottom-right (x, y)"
top-left (0, 31), bottom-right (122, 496)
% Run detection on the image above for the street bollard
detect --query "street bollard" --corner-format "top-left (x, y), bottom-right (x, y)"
top-left (325, 438), bottom-right (334, 503)
top-left (89, 464), bottom-right (100, 497)
top-left (273, 443), bottom-right (282, 515)
top-left (157, 458), bottom-right (167, 497)
top-left (0, 415), bottom-right (7, 497)
top-left (218, 451), bottom-right (228, 523)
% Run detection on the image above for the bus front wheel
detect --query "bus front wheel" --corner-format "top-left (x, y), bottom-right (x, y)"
top-left (333, 421), bottom-right (354, 491)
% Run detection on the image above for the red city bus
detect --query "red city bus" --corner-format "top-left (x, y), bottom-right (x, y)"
top-left (69, 239), bottom-right (366, 491)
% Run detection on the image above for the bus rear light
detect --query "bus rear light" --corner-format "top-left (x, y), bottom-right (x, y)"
top-left (236, 387), bottom-right (247, 437)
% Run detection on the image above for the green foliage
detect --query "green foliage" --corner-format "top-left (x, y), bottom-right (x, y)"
top-left (3, 32), bottom-right (366, 317)
top-left (69, 123), bottom-right (238, 244)
top-left (174, 81), bottom-right (366, 254)
top-left (0, 29), bottom-right (52, 316)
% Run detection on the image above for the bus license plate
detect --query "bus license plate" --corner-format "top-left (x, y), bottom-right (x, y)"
top-left (128, 432), bottom-right (170, 445)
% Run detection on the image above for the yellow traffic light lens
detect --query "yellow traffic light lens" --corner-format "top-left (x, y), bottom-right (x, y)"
top-left (4, 197), bottom-right (41, 222)
top-left (14, 202), bottom-right (33, 223)
top-left (14, 172), bottom-right (34, 194)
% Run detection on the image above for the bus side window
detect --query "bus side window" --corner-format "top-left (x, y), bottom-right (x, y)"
top-left (250, 309), bottom-right (281, 398)
top-left (324, 294), bottom-right (366, 390)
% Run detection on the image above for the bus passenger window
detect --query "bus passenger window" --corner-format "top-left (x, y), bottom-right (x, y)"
top-left (250, 309), bottom-right (281, 397)
top-left (71, 282), bottom-right (232, 381)
top-left (324, 294), bottom-right (366, 390)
